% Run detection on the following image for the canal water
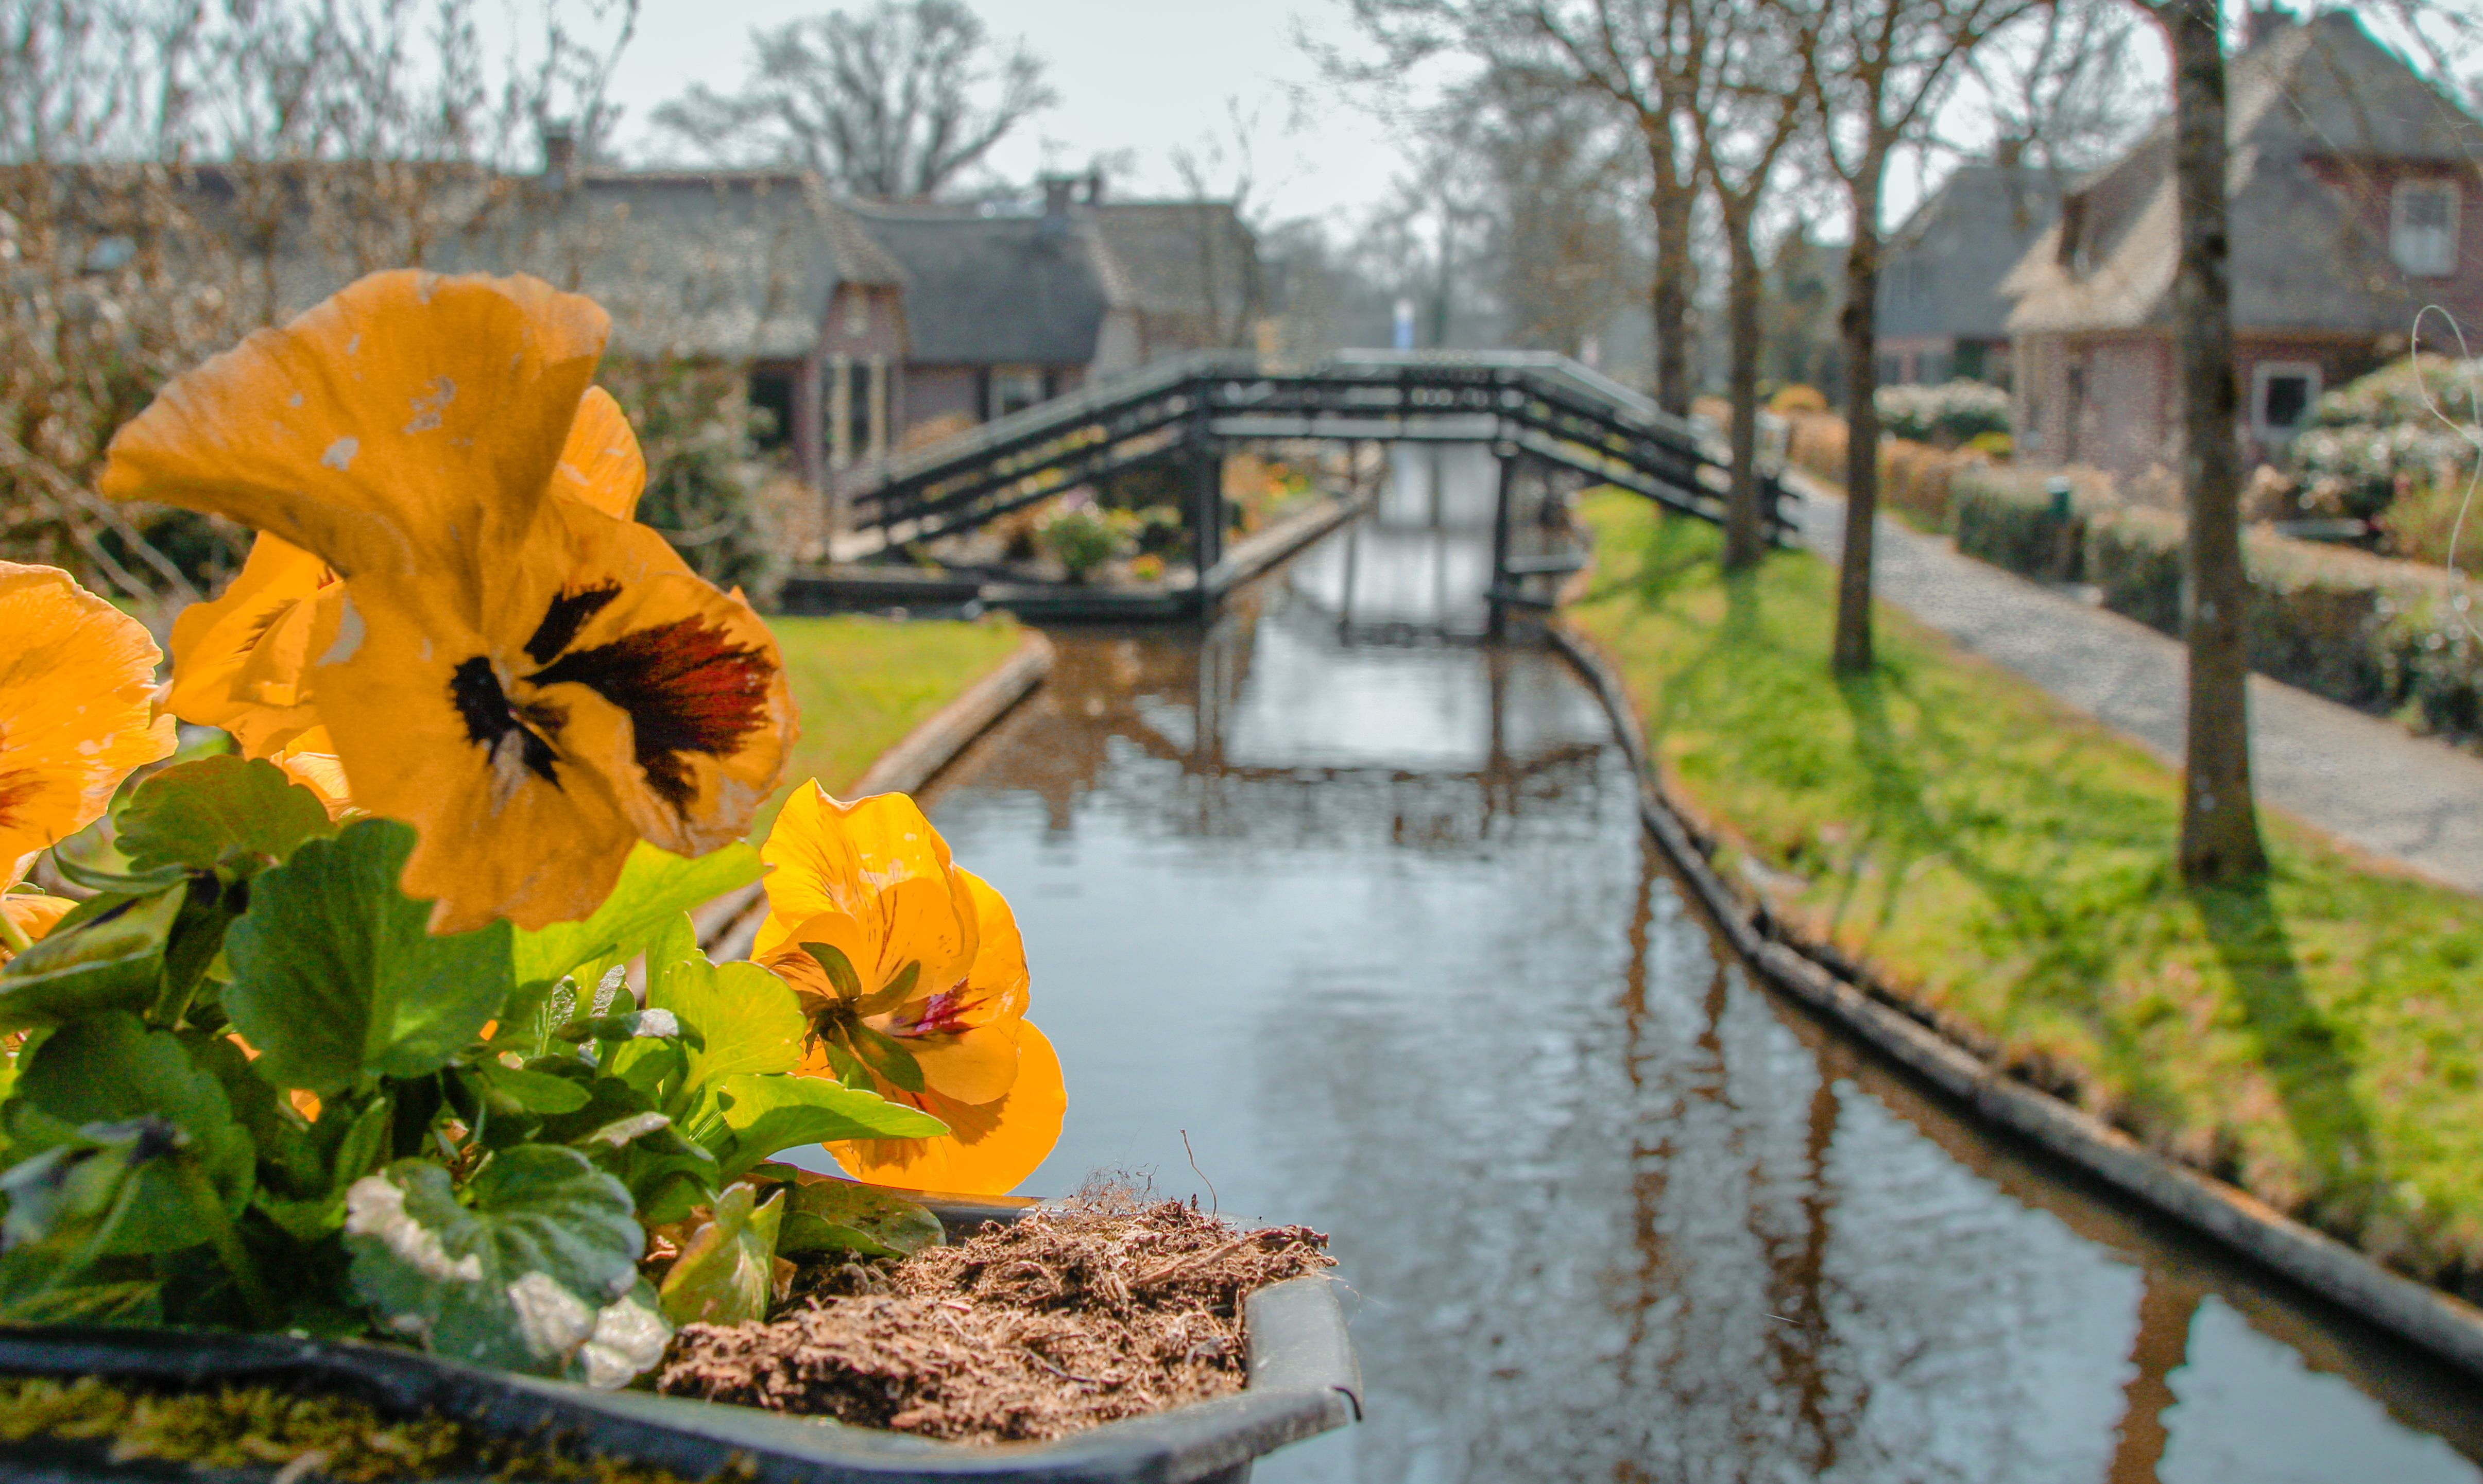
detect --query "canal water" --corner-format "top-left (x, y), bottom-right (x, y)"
top-left (915, 446), bottom-right (2483, 1483)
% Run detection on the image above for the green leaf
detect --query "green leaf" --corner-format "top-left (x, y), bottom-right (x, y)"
top-left (510, 841), bottom-right (760, 989)
top-left (855, 958), bottom-right (920, 1017)
top-left (649, 957), bottom-right (805, 1109)
top-left (0, 887), bottom-right (184, 1034)
top-left (774, 1177), bottom-right (944, 1259)
top-left (703, 1072), bottom-right (948, 1184)
top-left (3, 1015), bottom-right (253, 1254)
top-left (800, 941), bottom-right (863, 1002)
top-left (476, 1062), bottom-right (593, 1115)
top-left (222, 820), bottom-right (514, 1096)
top-left (535, 1080), bottom-right (720, 1224)
top-left (115, 756), bottom-right (337, 876)
top-left (656, 1182), bottom-right (782, 1328)
top-left (847, 1022), bottom-right (926, 1093)
top-left (646, 912), bottom-right (703, 978)
top-left (45, 852), bottom-right (193, 896)
top-left (343, 1147), bottom-right (641, 1376)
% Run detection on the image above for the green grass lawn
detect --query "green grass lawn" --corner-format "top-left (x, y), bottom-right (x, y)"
top-left (757, 614), bottom-right (1024, 835)
top-left (1569, 490), bottom-right (2483, 1292)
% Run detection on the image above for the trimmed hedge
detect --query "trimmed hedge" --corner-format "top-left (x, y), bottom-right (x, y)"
top-left (1950, 464), bottom-right (2483, 746)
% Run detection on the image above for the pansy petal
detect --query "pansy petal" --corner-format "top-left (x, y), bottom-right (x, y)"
top-left (99, 270), bottom-right (607, 601)
top-left (166, 532), bottom-right (332, 753)
top-left (760, 786), bottom-right (958, 934)
top-left (307, 588), bottom-right (639, 934)
top-left (951, 868), bottom-right (1031, 1024)
top-left (0, 562), bottom-right (177, 872)
top-left (271, 730), bottom-right (353, 820)
top-left (826, 1021), bottom-right (1065, 1196)
top-left (893, 1021), bottom-right (1021, 1106)
top-left (518, 519), bottom-right (791, 858)
top-left (1, 893), bottom-right (76, 965)
top-left (552, 388), bottom-right (646, 520)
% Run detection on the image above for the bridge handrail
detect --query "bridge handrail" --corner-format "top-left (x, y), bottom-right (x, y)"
top-left (1326, 349), bottom-right (1709, 444)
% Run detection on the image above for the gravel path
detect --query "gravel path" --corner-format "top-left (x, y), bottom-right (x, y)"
top-left (1787, 476), bottom-right (2483, 896)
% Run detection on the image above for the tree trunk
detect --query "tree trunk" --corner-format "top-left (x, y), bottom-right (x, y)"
top-left (1723, 200), bottom-right (1766, 571)
top-left (2163, 0), bottom-right (2269, 883)
top-left (1830, 168), bottom-right (1885, 674)
top-left (1645, 119), bottom-right (1695, 420)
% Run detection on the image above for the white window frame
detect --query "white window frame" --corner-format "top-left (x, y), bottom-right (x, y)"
top-left (2252, 360), bottom-right (2322, 439)
top-left (2392, 179), bottom-right (2460, 278)
top-left (843, 289), bottom-right (870, 335)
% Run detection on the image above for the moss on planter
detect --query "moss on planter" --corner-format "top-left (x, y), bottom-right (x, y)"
top-left (0, 1375), bottom-right (714, 1483)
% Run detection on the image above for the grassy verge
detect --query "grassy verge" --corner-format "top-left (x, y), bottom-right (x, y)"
top-left (758, 614), bottom-right (1024, 834)
top-left (1568, 490), bottom-right (2483, 1295)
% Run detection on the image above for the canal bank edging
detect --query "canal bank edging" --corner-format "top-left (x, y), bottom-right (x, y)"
top-left (1545, 616), bottom-right (2483, 1385)
top-left (694, 629), bottom-right (1056, 961)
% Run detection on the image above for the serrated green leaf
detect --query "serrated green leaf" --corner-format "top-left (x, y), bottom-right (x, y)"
top-left (510, 842), bottom-right (760, 989)
top-left (571, 1278), bottom-right (674, 1391)
top-left (222, 820), bottom-right (513, 1096)
top-left (3, 1014), bottom-right (253, 1254)
top-left (704, 1072), bottom-right (948, 1183)
top-left (657, 1182), bottom-right (782, 1328)
top-left (649, 957), bottom-right (804, 1110)
top-left (0, 887), bottom-right (184, 1034)
top-left (342, 1147), bottom-right (641, 1375)
top-left (774, 1178), bottom-right (944, 1259)
top-left (115, 756), bottom-right (337, 876)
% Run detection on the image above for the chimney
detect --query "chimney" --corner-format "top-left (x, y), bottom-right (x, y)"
top-left (2245, 7), bottom-right (2294, 50)
top-left (1084, 167), bottom-right (1106, 205)
top-left (541, 122), bottom-right (577, 190)
top-left (1039, 174), bottom-right (1075, 238)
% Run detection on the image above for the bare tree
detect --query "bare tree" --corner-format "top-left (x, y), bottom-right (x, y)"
top-left (2124, 0), bottom-right (2267, 883)
top-left (650, 0), bottom-right (1054, 201)
top-left (1676, 0), bottom-right (1815, 570)
top-left (1526, 0), bottom-right (1704, 418)
top-left (1802, 0), bottom-right (2046, 674)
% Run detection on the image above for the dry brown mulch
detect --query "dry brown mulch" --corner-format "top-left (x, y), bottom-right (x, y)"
top-left (654, 1196), bottom-right (1334, 1444)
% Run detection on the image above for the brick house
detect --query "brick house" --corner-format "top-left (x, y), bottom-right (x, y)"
top-left (2001, 9), bottom-right (2483, 480)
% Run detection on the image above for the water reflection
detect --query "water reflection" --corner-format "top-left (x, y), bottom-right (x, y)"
top-left (915, 466), bottom-right (2483, 1482)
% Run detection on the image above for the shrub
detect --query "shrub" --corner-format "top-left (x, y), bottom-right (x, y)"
top-left (2289, 356), bottom-right (2483, 520)
top-left (1034, 494), bottom-right (1139, 580)
top-left (2376, 476), bottom-right (2483, 574)
top-left (595, 358), bottom-right (785, 606)
top-left (1875, 379), bottom-right (2012, 446)
top-left (1949, 464), bottom-right (2092, 582)
top-left (1768, 384), bottom-right (1828, 415)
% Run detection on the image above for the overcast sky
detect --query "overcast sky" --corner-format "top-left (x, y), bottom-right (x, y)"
top-left (603, 1), bottom-right (1430, 230)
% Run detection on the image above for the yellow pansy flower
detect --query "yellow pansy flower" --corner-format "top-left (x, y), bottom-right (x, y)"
top-left (0, 562), bottom-right (178, 956)
top-left (101, 271), bottom-right (793, 933)
top-left (755, 783), bottom-right (1064, 1195)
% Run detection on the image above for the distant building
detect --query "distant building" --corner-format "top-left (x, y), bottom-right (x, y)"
top-left (2001, 9), bottom-right (2483, 478)
top-left (1876, 162), bottom-right (2064, 388)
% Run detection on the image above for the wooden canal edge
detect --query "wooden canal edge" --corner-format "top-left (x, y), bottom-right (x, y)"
top-left (1545, 615), bottom-right (2483, 1385)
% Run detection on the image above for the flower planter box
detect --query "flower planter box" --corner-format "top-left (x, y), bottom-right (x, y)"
top-left (0, 1197), bottom-right (1361, 1484)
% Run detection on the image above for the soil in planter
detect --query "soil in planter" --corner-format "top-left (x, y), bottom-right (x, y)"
top-left (655, 1193), bottom-right (1334, 1444)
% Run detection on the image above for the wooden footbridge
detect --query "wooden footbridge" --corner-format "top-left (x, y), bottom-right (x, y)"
top-left (803, 349), bottom-right (1791, 618)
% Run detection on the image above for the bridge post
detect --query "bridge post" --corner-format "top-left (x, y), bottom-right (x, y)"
top-left (1191, 435), bottom-right (1225, 589)
top-left (1488, 441), bottom-right (1518, 640)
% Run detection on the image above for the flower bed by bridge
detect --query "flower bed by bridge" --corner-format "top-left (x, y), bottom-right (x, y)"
top-left (1568, 490), bottom-right (2483, 1303)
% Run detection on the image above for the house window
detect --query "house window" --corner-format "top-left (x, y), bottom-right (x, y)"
top-left (2253, 360), bottom-right (2321, 439)
top-left (988, 366), bottom-right (1046, 420)
top-left (2393, 180), bottom-right (2459, 277)
top-left (843, 290), bottom-right (870, 336)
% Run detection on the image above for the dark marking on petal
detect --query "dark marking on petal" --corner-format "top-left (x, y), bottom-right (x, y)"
top-left (0, 768), bottom-right (39, 829)
top-left (449, 657), bottom-right (560, 783)
top-left (525, 582), bottom-right (622, 665)
top-left (527, 617), bottom-right (775, 815)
